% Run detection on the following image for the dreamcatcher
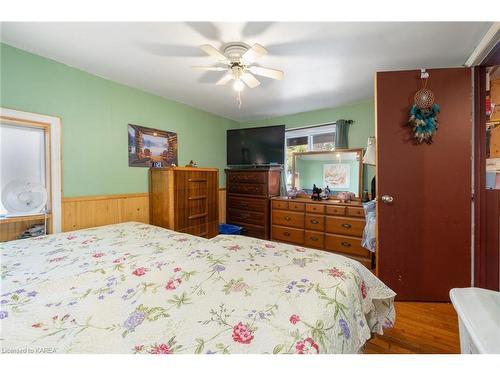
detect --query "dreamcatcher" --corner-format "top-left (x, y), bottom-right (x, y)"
top-left (407, 69), bottom-right (440, 144)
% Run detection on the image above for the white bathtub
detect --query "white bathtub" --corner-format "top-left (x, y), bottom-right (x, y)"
top-left (450, 287), bottom-right (500, 354)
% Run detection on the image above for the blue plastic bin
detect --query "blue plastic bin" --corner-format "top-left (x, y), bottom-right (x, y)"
top-left (218, 224), bottom-right (242, 235)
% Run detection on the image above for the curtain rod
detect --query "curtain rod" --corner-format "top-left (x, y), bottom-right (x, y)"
top-left (285, 119), bottom-right (354, 132)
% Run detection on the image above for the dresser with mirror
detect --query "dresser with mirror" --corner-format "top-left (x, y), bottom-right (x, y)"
top-left (271, 149), bottom-right (373, 269)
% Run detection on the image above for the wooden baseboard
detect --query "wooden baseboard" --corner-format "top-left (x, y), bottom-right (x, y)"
top-left (62, 188), bottom-right (227, 232)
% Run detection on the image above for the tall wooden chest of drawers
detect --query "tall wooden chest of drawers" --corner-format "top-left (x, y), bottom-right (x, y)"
top-left (271, 197), bottom-right (373, 269)
top-left (149, 167), bottom-right (219, 238)
top-left (225, 168), bottom-right (281, 239)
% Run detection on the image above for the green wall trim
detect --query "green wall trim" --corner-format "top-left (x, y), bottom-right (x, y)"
top-left (0, 43), bottom-right (239, 196)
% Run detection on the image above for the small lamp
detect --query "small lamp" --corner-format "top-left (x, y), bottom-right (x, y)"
top-left (363, 137), bottom-right (376, 200)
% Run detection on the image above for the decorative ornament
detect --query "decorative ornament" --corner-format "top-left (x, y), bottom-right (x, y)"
top-left (311, 184), bottom-right (323, 201)
top-left (407, 70), bottom-right (440, 144)
top-left (414, 88), bottom-right (435, 109)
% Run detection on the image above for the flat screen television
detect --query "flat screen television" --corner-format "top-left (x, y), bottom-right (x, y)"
top-left (227, 125), bottom-right (285, 166)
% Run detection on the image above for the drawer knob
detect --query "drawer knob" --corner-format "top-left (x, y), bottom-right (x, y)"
top-left (310, 219), bottom-right (319, 224)
top-left (284, 216), bottom-right (291, 221)
top-left (283, 232), bottom-right (291, 237)
top-left (310, 236), bottom-right (318, 241)
top-left (341, 223), bottom-right (352, 229)
top-left (341, 241), bottom-right (352, 247)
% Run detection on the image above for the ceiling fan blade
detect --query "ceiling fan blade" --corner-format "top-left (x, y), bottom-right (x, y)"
top-left (200, 44), bottom-right (228, 62)
top-left (248, 66), bottom-right (284, 80)
top-left (241, 43), bottom-right (268, 64)
top-left (216, 73), bottom-right (234, 85)
top-left (240, 72), bottom-right (261, 88)
top-left (192, 66), bottom-right (228, 72)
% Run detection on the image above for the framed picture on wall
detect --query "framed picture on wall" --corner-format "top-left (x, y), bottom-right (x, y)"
top-left (323, 163), bottom-right (350, 189)
top-left (128, 124), bottom-right (178, 168)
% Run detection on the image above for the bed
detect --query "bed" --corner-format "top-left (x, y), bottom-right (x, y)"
top-left (0, 222), bottom-right (395, 354)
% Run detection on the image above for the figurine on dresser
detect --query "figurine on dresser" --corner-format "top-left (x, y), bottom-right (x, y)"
top-left (320, 186), bottom-right (331, 200)
top-left (311, 184), bottom-right (323, 201)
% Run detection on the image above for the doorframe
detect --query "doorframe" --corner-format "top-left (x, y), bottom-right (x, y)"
top-left (473, 65), bottom-right (487, 288)
top-left (473, 41), bottom-right (500, 289)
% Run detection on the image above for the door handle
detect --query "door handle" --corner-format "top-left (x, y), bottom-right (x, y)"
top-left (381, 195), bottom-right (394, 204)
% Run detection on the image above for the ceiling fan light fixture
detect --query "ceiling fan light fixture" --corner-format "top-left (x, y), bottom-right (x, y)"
top-left (233, 79), bottom-right (244, 92)
top-left (193, 41), bottom-right (283, 107)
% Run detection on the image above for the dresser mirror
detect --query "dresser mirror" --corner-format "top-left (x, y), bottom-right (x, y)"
top-left (292, 149), bottom-right (363, 198)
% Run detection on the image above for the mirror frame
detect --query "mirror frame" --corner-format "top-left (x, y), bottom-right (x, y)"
top-left (291, 149), bottom-right (364, 199)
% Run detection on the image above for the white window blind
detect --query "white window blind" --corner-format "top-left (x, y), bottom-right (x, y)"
top-left (0, 123), bottom-right (47, 213)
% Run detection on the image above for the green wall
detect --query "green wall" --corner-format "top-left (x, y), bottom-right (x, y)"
top-left (1, 43), bottom-right (375, 197)
top-left (239, 100), bottom-right (376, 192)
top-left (0, 43), bottom-right (238, 197)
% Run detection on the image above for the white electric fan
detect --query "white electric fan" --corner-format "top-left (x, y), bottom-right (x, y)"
top-left (1, 179), bottom-right (49, 234)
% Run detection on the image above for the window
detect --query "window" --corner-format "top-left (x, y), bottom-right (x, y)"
top-left (285, 124), bottom-right (336, 189)
top-left (312, 132), bottom-right (335, 150)
top-left (0, 122), bottom-right (50, 214)
top-left (0, 108), bottom-right (62, 232)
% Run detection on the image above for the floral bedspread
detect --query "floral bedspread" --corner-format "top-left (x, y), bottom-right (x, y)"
top-left (0, 222), bottom-right (395, 354)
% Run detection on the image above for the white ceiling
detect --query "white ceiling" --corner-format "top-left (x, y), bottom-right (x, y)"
top-left (0, 22), bottom-right (492, 122)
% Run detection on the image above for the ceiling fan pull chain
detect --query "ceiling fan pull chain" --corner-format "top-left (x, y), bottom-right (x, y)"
top-left (237, 91), bottom-right (242, 109)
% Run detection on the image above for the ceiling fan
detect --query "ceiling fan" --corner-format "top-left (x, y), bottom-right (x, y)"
top-left (192, 42), bottom-right (284, 93)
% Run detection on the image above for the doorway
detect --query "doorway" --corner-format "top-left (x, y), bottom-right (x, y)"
top-left (474, 42), bottom-right (500, 291)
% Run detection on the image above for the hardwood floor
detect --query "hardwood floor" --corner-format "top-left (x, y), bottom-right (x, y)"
top-left (364, 302), bottom-right (461, 354)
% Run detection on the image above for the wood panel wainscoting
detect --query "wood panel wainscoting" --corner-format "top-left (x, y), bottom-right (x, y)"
top-left (2, 194), bottom-right (149, 240)
top-left (0, 214), bottom-right (52, 242)
top-left (218, 188), bottom-right (226, 224)
top-left (62, 188), bottom-right (228, 233)
top-left (62, 193), bottom-right (150, 232)
top-left (0, 188), bottom-right (224, 239)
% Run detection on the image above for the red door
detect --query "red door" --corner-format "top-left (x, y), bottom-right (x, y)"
top-left (376, 68), bottom-right (472, 301)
